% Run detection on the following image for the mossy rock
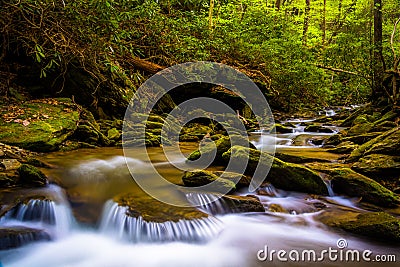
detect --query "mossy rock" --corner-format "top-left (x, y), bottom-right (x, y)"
top-left (212, 171), bottom-right (251, 188)
top-left (114, 193), bottom-right (208, 223)
top-left (222, 146), bottom-right (329, 195)
top-left (17, 164), bottom-right (48, 187)
top-left (335, 212), bottom-right (400, 243)
top-left (304, 124), bottom-right (334, 133)
top-left (107, 128), bottom-right (121, 141)
top-left (340, 104), bottom-right (373, 127)
top-left (187, 135), bottom-right (254, 164)
top-left (182, 170), bottom-right (236, 193)
top-left (352, 154), bottom-right (400, 178)
top-left (347, 115), bottom-right (374, 136)
top-left (347, 127), bottom-right (400, 162)
top-left (324, 133), bottom-right (344, 146)
top-left (274, 152), bottom-right (331, 164)
top-left (271, 123), bottom-right (293, 133)
top-left (0, 172), bottom-right (18, 187)
top-left (342, 132), bottom-right (382, 145)
top-left (330, 168), bottom-right (399, 207)
top-left (327, 141), bottom-right (358, 154)
top-left (0, 98), bottom-right (80, 152)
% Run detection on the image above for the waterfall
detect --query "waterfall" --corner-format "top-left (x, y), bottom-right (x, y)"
top-left (99, 200), bottom-right (222, 243)
top-left (185, 193), bottom-right (233, 215)
top-left (0, 185), bottom-right (74, 239)
top-left (0, 228), bottom-right (51, 250)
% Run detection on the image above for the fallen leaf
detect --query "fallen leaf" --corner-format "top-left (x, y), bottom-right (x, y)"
top-left (22, 120), bottom-right (30, 126)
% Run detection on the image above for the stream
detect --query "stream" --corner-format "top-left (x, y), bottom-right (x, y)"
top-left (0, 116), bottom-right (399, 266)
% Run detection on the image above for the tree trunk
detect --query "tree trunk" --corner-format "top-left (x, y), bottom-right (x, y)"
top-left (302, 0), bottom-right (311, 46)
top-left (322, 0), bottom-right (326, 46)
top-left (372, 0), bottom-right (385, 99)
top-left (209, 0), bottom-right (215, 30)
top-left (275, 0), bottom-right (281, 11)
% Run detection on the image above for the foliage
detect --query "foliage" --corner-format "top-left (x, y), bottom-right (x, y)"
top-left (0, 0), bottom-right (399, 112)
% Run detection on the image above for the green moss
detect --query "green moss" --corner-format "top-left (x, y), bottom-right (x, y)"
top-left (330, 168), bottom-right (399, 207)
top-left (0, 99), bottom-right (80, 152)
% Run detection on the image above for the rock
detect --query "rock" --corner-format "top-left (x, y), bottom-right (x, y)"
top-left (340, 104), bottom-right (373, 127)
top-left (346, 114), bottom-right (374, 136)
top-left (17, 164), bottom-right (48, 187)
top-left (329, 168), bottom-right (399, 207)
top-left (0, 227), bottom-right (51, 250)
top-left (327, 141), bottom-right (358, 154)
top-left (221, 195), bottom-right (264, 213)
top-left (0, 173), bottom-right (18, 187)
top-left (222, 146), bottom-right (329, 195)
top-left (274, 152), bottom-right (331, 164)
top-left (187, 135), bottom-right (255, 164)
top-left (304, 124), bottom-right (334, 133)
top-left (212, 171), bottom-right (251, 188)
top-left (371, 120), bottom-right (397, 132)
top-left (347, 127), bottom-right (400, 162)
top-left (0, 98), bottom-right (80, 152)
top-left (342, 132), bottom-right (382, 145)
top-left (179, 134), bottom-right (200, 142)
top-left (114, 193), bottom-right (209, 223)
top-left (71, 123), bottom-right (111, 146)
top-left (0, 159), bottom-right (21, 170)
top-left (267, 203), bottom-right (288, 213)
top-left (352, 154), bottom-right (400, 178)
top-left (333, 212), bottom-right (400, 243)
top-left (323, 133), bottom-right (344, 146)
top-left (271, 123), bottom-right (293, 133)
top-left (182, 170), bottom-right (236, 193)
top-left (107, 128), bottom-right (121, 141)
top-left (24, 157), bottom-right (53, 168)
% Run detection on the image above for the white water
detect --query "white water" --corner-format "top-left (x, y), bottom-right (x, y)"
top-left (0, 185), bottom-right (74, 239)
top-left (99, 200), bottom-right (222, 242)
top-left (2, 213), bottom-right (398, 267)
top-left (1, 145), bottom-right (399, 266)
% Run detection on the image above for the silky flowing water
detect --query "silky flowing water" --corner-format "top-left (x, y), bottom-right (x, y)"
top-left (0, 133), bottom-right (399, 266)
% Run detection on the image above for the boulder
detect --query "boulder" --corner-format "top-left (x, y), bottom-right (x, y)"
top-left (187, 135), bottom-right (255, 164)
top-left (0, 98), bottom-right (80, 152)
top-left (327, 141), bottom-right (358, 154)
top-left (352, 154), bottom-right (400, 178)
top-left (271, 123), bottom-right (293, 133)
top-left (114, 193), bottom-right (209, 223)
top-left (347, 127), bottom-right (400, 162)
top-left (182, 170), bottom-right (236, 193)
top-left (222, 146), bottom-right (329, 195)
top-left (304, 124), bottom-right (334, 133)
top-left (333, 212), bottom-right (400, 243)
top-left (107, 128), bottom-right (121, 141)
top-left (329, 168), bottom-right (399, 207)
top-left (17, 164), bottom-right (48, 187)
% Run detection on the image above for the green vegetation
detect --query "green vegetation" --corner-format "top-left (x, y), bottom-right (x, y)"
top-left (1, 0), bottom-right (399, 114)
